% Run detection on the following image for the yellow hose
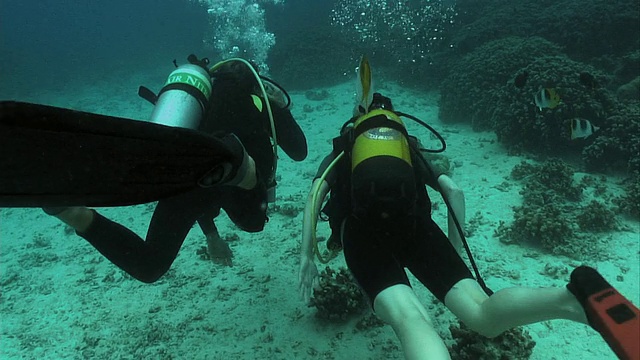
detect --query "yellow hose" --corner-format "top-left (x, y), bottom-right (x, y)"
top-left (311, 151), bottom-right (344, 264)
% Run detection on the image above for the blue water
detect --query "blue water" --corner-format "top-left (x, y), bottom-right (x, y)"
top-left (0, 0), bottom-right (207, 95)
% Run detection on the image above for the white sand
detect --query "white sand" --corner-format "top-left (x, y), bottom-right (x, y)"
top-left (1, 69), bottom-right (638, 359)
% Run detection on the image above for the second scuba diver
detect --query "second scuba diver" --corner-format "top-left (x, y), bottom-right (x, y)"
top-left (298, 56), bottom-right (637, 360)
top-left (45, 54), bottom-right (308, 281)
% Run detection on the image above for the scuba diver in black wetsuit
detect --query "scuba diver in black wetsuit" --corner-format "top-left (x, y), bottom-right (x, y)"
top-left (44, 55), bottom-right (308, 281)
top-left (196, 59), bottom-right (306, 265)
top-left (298, 56), bottom-right (638, 360)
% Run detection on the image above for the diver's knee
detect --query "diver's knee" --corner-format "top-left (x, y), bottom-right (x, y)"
top-left (384, 305), bottom-right (434, 331)
top-left (374, 286), bottom-right (433, 328)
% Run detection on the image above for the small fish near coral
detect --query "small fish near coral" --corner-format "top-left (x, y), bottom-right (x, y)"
top-left (570, 118), bottom-right (599, 140)
top-left (579, 72), bottom-right (598, 89)
top-left (534, 88), bottom-right (561, 111)
top-left (514, 71), bottom-right (529, 88)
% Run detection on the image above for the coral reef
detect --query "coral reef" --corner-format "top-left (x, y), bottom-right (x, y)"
top-left (503, 201), bottom-right (576, 254)
top-left (512, 159), bottom-right (583, 201)
top-left (510, 161), bottom-right (537, 181)
top-left (440, 34), bottom-right (638, 218)
top-left (614, 50), bottom-right (640, 88)
top-left (616, 76), bottom-right (640, 102)
top-left (497, 159), bottom-right (618, 257)
top-left (438, 36), bottom-right (563, 128)
top-left (431, 2), bottom-right (639, 175)
top-left (490, 56), bottom-right (618, 154)
top-left (309, 267), bottom-right (367, 321)
top-left (448, 320), bottom-right (536, 360)
top-left (449, 0), bottom-right (639, 60)
top-left (582, 103), bottom-right (640, 173)
top-left (577, 200), bottom-right (618, 232)
top-left (613, 172), bottom-right (640, 220)
top-left (436, 46), bottom-right (622, 157)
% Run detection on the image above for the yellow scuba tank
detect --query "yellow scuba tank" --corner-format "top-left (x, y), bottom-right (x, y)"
top-left (350, 108), bottom-right (416, 221)
top-left (351, 108), bottom-right (412, 170)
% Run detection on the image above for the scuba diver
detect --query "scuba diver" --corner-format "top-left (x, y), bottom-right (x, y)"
top-left (298, 56), bottom-right (638, 360)
top-left (37, 54), bottom-right (307, 281)
top-left (183, 57), bottom-right (307, 266)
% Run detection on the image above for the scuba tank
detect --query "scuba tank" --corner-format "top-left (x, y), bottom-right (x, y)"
top-left (149, 57), bottom-right (213, 129)
top-left (349, 108), bottom-right (416, 222)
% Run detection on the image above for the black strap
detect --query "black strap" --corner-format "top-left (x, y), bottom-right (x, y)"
top-left (157, 82), bottom-right (208, 110)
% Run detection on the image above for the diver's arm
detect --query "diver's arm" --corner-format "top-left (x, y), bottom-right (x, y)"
top-left (299, 178), bottom-right (329, 301)
top-left (301, 178), bottom-right (330, 260)
top-left (414, 146), bottom-right (464, 254)
top-left (437, 174), bottom-right (465, 255)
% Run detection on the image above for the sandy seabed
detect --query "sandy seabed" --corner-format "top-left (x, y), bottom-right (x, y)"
top-left (1, 68), bottom-right (638, 360)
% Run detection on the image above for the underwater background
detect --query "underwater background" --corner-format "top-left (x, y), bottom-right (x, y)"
top-left (1, 0), bottom-right (638, 359)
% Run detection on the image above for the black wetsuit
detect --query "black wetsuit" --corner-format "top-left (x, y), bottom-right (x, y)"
top-left (316, 140), bottom-right (472, 303)
top-left (78, 72), bottom-right (307, 283)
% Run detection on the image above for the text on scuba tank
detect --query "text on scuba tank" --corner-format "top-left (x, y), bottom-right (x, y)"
top-left (365, 128), bottom-right (401, 141)
top-left (167, 73), bottom-right (211, 97)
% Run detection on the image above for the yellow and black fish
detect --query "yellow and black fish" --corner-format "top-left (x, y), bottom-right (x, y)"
top-left (355, 55), bottom-right (374, 115)
top-left (534, 88), bottom-right (561, 111)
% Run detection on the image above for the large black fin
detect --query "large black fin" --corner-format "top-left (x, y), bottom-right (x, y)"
top-left (0, 101), bottom-right (233, 207)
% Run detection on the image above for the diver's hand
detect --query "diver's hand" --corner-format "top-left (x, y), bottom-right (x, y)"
top-left (298, 256), bottom-right (319, 303)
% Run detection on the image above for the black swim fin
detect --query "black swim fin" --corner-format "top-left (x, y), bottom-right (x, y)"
top-left (0, 101), bottom-right (234, 207)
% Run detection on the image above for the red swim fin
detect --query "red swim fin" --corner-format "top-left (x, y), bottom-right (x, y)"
top-left (568, 266), bottom-right (639, 360)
